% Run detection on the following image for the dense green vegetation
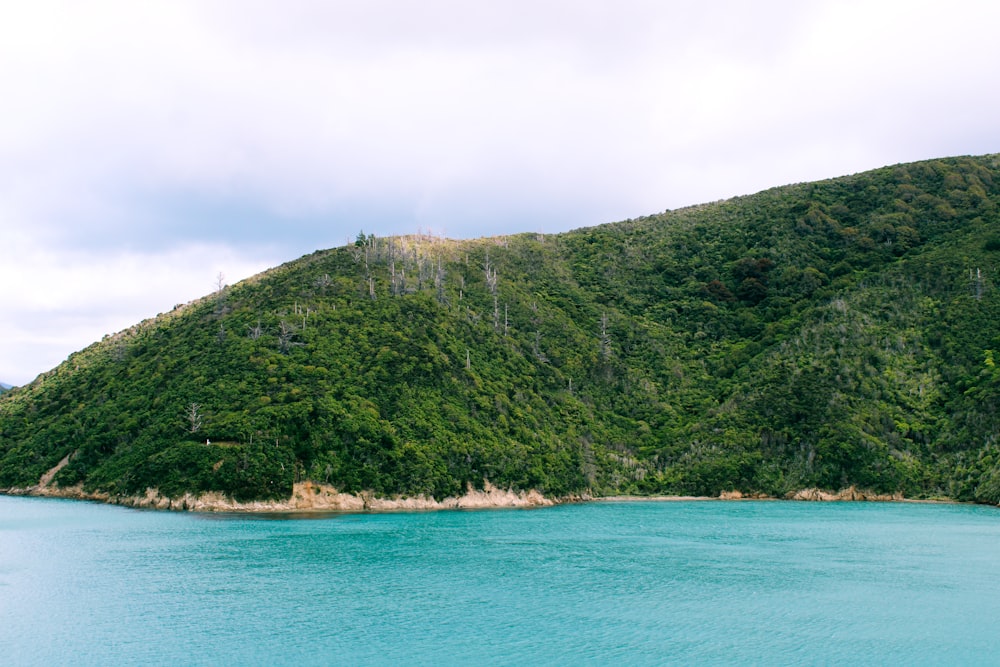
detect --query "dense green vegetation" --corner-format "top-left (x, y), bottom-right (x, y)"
top-left (3, 155), bottom-right (1000, 504)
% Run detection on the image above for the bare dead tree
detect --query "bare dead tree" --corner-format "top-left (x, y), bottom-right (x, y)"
top-left (277, 320), bottom-right (302, 354)
top-left (248, 320), bottom-right (263, 340)
top-left (386, 236), bottom-right (396, 267)
top-left (486, 266), bottom-right (498, 295)
top-left (533, 331), bottom-right (548, 362)
top-left (600, 312), bottom-right (613, 362)
top-left (186, 402), bottom-right (202, 434)
top-left (972, 267), bottom-right (984, 300)
top-left (483, 252), bottom-right (493, 293)
top-left (435, 258), bottom-right (446, 303)
top-left (213, 271), bottom-right (230, 316)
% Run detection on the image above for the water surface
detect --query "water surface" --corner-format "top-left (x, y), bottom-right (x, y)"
top-left (2, 496), bottom-right (998, 665)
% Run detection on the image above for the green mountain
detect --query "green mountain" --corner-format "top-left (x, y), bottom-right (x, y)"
top-left (3, 155), bottom-right (1000, 506)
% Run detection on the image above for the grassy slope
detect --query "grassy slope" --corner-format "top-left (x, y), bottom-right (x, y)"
top-left (2, 155), bottom-right (1000, 503)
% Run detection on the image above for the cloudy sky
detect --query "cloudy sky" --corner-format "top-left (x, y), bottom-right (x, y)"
top-left (2, 0), bottom-right (999, 385)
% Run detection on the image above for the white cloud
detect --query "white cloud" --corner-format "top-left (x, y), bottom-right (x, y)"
top-left (0, 230), bottom-right (276, 384)
top-left (2, 0), bottom-right (1000, 381)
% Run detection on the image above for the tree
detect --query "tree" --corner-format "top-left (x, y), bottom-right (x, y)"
top-left (186, 402), bottom-right (203, 434)
top-left (277, 320), bottom-right (302, 354)
top-left (732, 257), bottom-right (774, 304)
top-left (600, 312), bottom-right (613, 362)
top-left (737, 277), bottom-right (769, 304)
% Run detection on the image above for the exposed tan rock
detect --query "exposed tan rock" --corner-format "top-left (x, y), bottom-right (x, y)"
top-left (37, 454), bottom-right (72, 489)
top-left (10, 479), bottom-right (557, 513)
top-left (786, 486), bottom-right (904, 502)
top-left (1, 474), bottom-right (923, 512)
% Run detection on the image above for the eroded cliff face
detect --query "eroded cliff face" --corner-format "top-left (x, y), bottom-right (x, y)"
top-left (5, 474), bottom-right (558, 513)
top-left (7, 479), bottom-right (936, 513)
top-left (2, 456), bottom-right (948, 511)
top-left (785, 486), bottom-right (904, 502)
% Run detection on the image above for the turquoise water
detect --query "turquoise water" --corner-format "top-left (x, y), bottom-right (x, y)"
top-left (2, 497), bottom-right (999, 665)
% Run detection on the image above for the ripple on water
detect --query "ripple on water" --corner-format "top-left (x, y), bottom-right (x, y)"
top-left (2, 497), bottom-right (999, 665)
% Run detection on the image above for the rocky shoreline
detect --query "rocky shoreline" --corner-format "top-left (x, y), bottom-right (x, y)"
top-left (4, 474), bottom-right (968, 513)
top-left (3, 479), bottom-right (566, 512)
top-left (2, 457), bottom-right (965, 511)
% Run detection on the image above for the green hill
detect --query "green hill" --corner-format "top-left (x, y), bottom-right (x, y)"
top-left (3, 155), bottom-right (1000, 506)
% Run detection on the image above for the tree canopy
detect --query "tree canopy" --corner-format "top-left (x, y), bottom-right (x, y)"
top-left (3, 155), bottom-right (1000, 504)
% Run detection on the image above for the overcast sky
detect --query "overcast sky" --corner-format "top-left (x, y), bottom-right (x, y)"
top-left (2, 0), bottom-right (1000, 385)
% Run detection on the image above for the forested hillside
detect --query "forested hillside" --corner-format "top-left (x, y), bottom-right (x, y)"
top-left (3, 155), bottom-right (1000, 505)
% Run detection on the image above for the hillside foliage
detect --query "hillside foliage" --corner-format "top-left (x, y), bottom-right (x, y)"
top-left (3, 155), bottom-right (1000, 503)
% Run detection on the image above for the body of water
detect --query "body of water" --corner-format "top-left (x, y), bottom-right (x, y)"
top-left (2, 496), bottom-right (999, 665)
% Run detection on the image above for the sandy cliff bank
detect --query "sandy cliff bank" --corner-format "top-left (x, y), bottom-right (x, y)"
top-left (1, 457), bottom-right (960, 512)
top-left (4, 482), bottom-right (941, 512)
top-left (5, 479), bottom-right (561, 512)
top-left (783, 486), bottom-right (904, 502)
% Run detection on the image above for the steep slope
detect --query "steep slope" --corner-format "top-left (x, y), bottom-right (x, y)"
top-left (3, 155), bottom-right (1000, 505)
